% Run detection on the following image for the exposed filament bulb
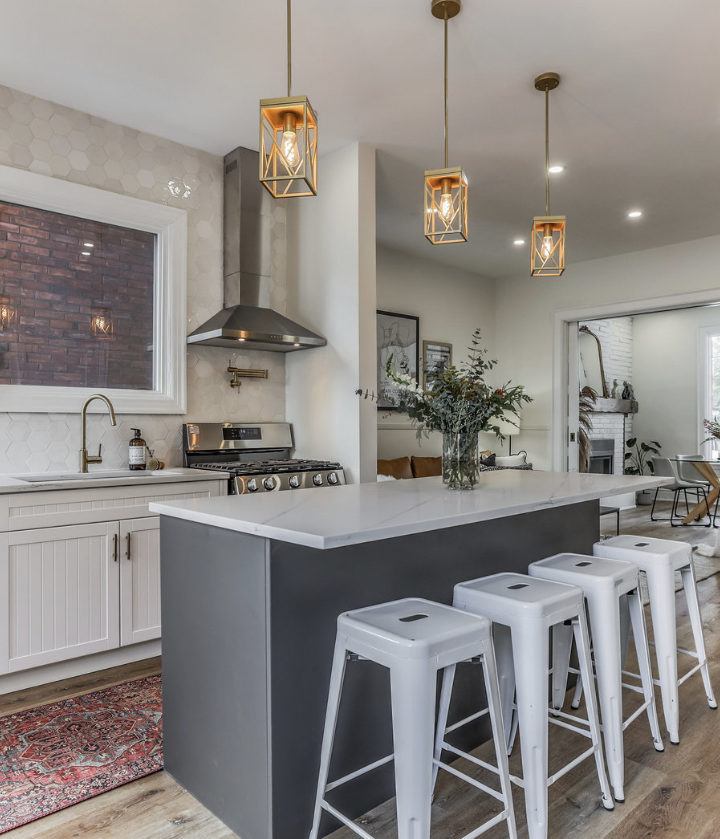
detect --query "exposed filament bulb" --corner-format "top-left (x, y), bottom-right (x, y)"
top-left (540, 224), bottom-right (554, 260)
top-left (438, 179), bottom-right (454, 224)
top-left (281, 113), bottom-right (300, 168)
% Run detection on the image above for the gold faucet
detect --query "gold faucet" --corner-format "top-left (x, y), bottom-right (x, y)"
top-left (79, 394), bottom-right (117, 473)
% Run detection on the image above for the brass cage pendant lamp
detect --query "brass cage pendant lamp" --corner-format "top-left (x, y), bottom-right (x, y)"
top-left (530, 72), bottom-right (566, 276)
top-left (424, 0), bottom-right (468, 245)
top-left (259, 0), bottom-right (318, 198)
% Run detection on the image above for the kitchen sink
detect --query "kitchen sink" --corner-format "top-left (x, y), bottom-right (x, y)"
top-left (17, 470), bottom-right (184, 483)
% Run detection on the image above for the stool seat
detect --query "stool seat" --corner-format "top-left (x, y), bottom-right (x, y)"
top-left (454, 572), bottom-right (582, 625)
top-left (594, 534), bottom-right (691, 572)
top-left (530, 553), bottom-right (638, 595)
top-left (339, 597), bottom-right (490, 662)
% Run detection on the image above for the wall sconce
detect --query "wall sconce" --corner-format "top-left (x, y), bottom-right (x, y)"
top-left (90, 310), bottom-right (113, 337)
top-left (228, 366), bottom-right (268, 389)
top-left (0, 300), bottom-right (16, 333)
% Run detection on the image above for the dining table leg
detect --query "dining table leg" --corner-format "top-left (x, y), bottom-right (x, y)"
top-left (682, 462), bottom-right (719, 524)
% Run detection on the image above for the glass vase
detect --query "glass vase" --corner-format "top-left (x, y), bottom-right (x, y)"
top-left (442, 431), bottom-right (480, 490)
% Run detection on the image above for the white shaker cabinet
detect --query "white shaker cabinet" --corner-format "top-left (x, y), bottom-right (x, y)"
top-left (119, 517), bottom-right (161, 646)
top-left (0, 475), bottom-right (226, 686)
top-left (2, 521), bottom-right (120, 673)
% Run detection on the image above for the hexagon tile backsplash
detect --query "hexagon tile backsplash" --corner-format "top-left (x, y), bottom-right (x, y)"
top-left (0, 83), bottom-right (288, 474)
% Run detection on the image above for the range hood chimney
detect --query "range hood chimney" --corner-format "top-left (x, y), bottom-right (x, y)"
top-left (187, 146), bottom-right (325, 352)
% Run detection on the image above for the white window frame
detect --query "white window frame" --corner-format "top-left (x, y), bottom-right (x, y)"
top-left (0, 163), bottom-right (187, 414)
top-left (698, 325), bottom-right (720, 455)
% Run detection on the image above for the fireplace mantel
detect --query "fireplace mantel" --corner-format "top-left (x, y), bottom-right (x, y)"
top-left (590, 397), bottom-right (637, 415)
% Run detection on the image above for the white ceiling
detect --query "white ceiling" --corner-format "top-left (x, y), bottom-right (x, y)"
top-left (0, 0), bottom-right (719, 278)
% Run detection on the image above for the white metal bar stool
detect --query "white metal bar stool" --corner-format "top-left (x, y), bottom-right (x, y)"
top-left (440, 573), bottom-right (613, 839)
top-left (528, 553), bottom-right (664, 802)
top-left (593, 535), bottom-right (717, 744)
top-left (309, 598), bottom-right (517, 839)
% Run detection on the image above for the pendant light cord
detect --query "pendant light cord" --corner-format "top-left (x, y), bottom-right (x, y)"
top-left (287, 0), bottom-right (292, 97)
top-left (443, 12), bottom-right (449, 168)
top-left (544, 88), bottom-right (550, 215)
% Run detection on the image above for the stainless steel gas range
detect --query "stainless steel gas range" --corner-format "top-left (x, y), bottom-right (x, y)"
top-left (182, 422), bottom-right (345, 495)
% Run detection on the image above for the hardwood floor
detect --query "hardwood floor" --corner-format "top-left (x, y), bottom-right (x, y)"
top-left (3, 503), bottom-right (719, 838)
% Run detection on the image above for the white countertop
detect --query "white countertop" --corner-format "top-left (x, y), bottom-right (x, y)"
top-left (0, 467), bottom-right (224, 494)
top-left (149, 470), bottom-right (669, 550)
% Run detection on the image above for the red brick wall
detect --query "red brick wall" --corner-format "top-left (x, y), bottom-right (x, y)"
top-left (0, 200), bottom-right (155, 389)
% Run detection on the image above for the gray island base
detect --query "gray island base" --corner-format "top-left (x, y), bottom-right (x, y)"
top-left (153, 471), bottom-right (667, 839)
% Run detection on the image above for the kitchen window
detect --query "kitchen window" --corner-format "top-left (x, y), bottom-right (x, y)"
top-left (0, 164), bottom-right (187, 413)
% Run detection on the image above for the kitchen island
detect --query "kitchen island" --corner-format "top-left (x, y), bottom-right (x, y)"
top-left (150, 470), bottom-right (667, 839)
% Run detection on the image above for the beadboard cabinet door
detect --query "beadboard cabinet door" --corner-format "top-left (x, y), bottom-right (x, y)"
top-left (1, 522), bottom-right (120, 673)
top-left (119, 517), bottom-right (161, 646)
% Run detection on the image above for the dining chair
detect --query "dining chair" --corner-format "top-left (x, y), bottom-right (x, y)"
top-left (650, 457), bottom-right (711, 527)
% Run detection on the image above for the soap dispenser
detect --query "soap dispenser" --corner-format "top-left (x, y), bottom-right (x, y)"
top-left (129, 428), bottom-right (147, 471)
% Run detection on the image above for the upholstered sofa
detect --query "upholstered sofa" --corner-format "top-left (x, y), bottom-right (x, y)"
top-left (377, 452), bottom-right (532, 480)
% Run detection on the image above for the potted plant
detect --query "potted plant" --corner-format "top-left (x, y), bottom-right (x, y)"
top-left (624, 437), bottom-right (661, 504)
top-left (385, 329), bottom-right (532, 490)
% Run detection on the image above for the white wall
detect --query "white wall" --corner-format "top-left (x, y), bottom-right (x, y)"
top-left (494, 234), bottom-right (720, 470)
top-left (376, 245), bottom-right (496, 459)
top-left (632, 305), bottom-right (720, 458)
top-left (285, 143), bottom-right (377, 484)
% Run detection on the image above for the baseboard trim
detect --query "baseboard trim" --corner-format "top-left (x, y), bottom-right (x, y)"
top-left (0, 641), bottom-right (161, 694)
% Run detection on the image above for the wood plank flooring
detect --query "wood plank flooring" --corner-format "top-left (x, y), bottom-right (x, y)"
top-left (2, 502), bottom-right (719, 838)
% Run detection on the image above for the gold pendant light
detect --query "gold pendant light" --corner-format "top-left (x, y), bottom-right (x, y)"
top-left (530, 72), bottom-right (566, 276)
top-left (259, 0), bottom-right (318, 198)
top-left (424, 0), bottom-right (468, 245)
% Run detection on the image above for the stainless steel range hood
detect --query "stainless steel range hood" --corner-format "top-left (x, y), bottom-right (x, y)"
top-left (187, 146), bottom-right (325, 353)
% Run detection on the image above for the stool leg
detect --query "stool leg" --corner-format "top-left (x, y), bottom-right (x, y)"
top-left (390, 659), bottom-right (437, 839)
top-left (433, 663), bottom-right (456, 791)
top-left (627, 590), bottom-right (664, 752)
top-left (586, 591), bottom-right (625, 801)
top-left (572, 613), bottom-right (615, 811)
top-left (493, 623), bottom-right (517, 751)
top-left (481, 644), bottom-right (518, 839)
top-left (645, 568), bottom-right (681, 743)
top-left (681, 562), bottom-right (718, 709)
top-left (511, 622), bottom-right (550, 839)
top-left (309, 638), bottom-right (348, 839)
top-left (551, 622), bottom-right (573, 711)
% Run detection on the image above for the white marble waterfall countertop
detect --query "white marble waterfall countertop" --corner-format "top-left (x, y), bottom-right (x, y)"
top-left (149, 470), bottom-right (669, 550)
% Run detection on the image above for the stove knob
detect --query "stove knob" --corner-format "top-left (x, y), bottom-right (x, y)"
top-left (327, 472), bottom-right (339, 485)
top-left (312, 473), bottom-right (324, 487)
top-left (289, 474), bottom-right (301, 489)
top-left (247, 478), bottom-right (258, 493)
top-left (263, 476), bottom-right (278, 491)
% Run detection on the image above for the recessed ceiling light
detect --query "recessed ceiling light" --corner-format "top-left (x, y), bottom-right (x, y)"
top-left (627, 209), bottom-right (643, 219)
top-left (548, 164), bottom-right (565, 174)
top-left (83, 242), bottom-right (94, 248)
top-left (513, 238), bottom-right (526, 246)
top-left (80, 251), bottom-right (91, 256)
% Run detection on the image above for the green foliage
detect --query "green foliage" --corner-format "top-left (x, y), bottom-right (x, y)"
top-left (385, 329), bottom-right (532, 439)
top-left (624, 437), bottom-right (661, 475)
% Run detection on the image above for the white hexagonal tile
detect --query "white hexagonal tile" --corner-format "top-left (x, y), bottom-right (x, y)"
top-left (9, 122), bottom-right (32, 145)
top-left (8, 421), bottom-right (30, 442)
top-left (9, 144), bottom-right (32, 167)
top-left (29, 159), bottom-right (52, 176)
top-left (137, 169), bottom-right (155, 189)
top-left (8, 101), bottom-right (32, 124)
top-left (69, 129), bottom-right (90, 151)
top-left (30, 98), bottom-right (54, 120)
top-left (29, 137), bottom-right (52, 161)
top-left (49, 112), bottom-right (72, 135)
top-left (49, 154), bottom-right (71, 177)
top-left (86, 144), bottom-right (108, 166)
top-left (120, 173), bottom-right (139, 193)
top-left (68, 149), bottom-right (90, 171)
top-left (85, 164), bottom-right (106, 186)
top-left (29, 117), bottom-right (52, 140)
top-left (49, 134), bottom-right (71, 156)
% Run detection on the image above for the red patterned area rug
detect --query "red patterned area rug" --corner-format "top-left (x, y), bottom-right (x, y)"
top-left (0, 675), bottom-right (163, 834)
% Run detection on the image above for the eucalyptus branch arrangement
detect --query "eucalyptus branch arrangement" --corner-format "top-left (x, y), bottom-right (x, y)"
top-left (385, 329), bottom-right (532, 439)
